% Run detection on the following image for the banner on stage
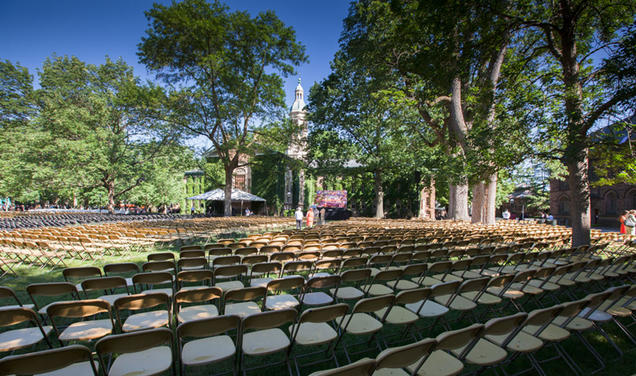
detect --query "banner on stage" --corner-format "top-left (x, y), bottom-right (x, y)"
top-left (315, 190), bottom-right (347, 208)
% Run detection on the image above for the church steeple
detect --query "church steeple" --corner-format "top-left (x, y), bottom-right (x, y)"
top-left (290, 77), bottom-right (306, 113)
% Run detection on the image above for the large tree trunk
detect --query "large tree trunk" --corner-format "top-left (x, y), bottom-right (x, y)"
top-left (567, 150), bottom-right (591, 246)
top-left (224, 166), bottom-right (234, 217)
top-left (106, 181), bottom-right (115, 214)
top-left (448, 182), bottom-right (469, 221)
top-left (471, 174), bottom-right (497, 224)
top-left (374, 170), bottom-right (384, 218)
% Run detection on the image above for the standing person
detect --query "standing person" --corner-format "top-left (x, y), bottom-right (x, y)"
top-left (320, 207), bottom-right (326, 225)
top-left (619, 211), bottom-right (627, 234)
top-left (502, 209), bottom-right (510, 220)
top-left (294, 207), bottom-right (303, 229)
top-left (306, 207), bottom-right (314, 228)
top-left (625, 210), bottom-right (636, 236)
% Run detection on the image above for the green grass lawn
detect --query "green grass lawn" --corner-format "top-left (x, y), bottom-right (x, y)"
top-left (0, 237), bottom-right (634, 376)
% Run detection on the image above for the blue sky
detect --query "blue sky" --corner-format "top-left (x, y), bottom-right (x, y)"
top-left (0, 0), bottom-right (351, 109)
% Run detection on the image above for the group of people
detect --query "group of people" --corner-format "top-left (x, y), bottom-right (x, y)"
top-left (295, 205), bottom-right (326, 229)
top-left (619, 210), bottom-right (636, 235)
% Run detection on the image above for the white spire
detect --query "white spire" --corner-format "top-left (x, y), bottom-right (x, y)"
top-left (290, 77), bottom-right (306, 113)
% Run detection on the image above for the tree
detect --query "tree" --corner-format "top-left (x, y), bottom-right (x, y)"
top-left (340, 0), bottom-right (526, 223)
top-left (36, 55), bottom-right (177, 212)
top-left (138, 0), bottom-right (307, 216)
top-left (309, 51), bottom-right (421, 218)
top-left (503, 1), bottom-right (636, 245)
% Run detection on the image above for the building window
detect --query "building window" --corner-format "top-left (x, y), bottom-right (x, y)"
top-left (605, 192), bottom-right (617, 215)
top-left (558, 196), bottom-right (569, 215)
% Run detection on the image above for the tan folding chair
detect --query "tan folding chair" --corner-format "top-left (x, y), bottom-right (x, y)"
top-left (336, 295), bottom-right (395, 362)
top-left (178, 256), bottom-right (208, 272)
top-left (307, 358), bottom-right (375, 376)
top-left (374, 288), bottom-right (430, 343)
top-left (389, 263), bottom-right (427, 291)
top-left (0, 307), bottom-right (52, 353)
top-left (114, 292), bottom-right (171, 332)
top-left (214, 264), bottom-right (249, 291)
top-left (174, 287), bottom-right (222, 324)
top-left (223, 286), bottom-right (266, 318)
top-left (47, 299), bottom-right (114, 346)
top-left (0, 344), bottom-right (98, 375)
top-left (178, 315), bottom-right (241, 375)
top-left (147, 252), bottom-right (175, 262)
top-left (103, 262), bottom-right (140, 287)
top-left (312, 259), bottom-right (342, 278)
top-left (361, 269), bottom-right (403, 297)
top-left (96, 327), bottom-right (174, 376)
top-left (81, 276), bottom-right (130, 306)
top-left (177, 269), bottom-right (213, 291)
top-left (142, 260), bottom-right (176, 274)
top-left (331, 269), bottom-right (371, 301)
top-left (249, 261), bottom-right (282, 287)
top-left (418, 261), bottom-right (453, 286)
top-left (132, 271), bottom-right (174, 297)
top-left (373, 338), bottom-right (436, 375)
top-left (239, 308), bottom-right (297, 375)
top-left (27, 282), bottom-right (80, 316)
top-left (63, 266), bottom-right (102, 292)
top-left (288, 303), bottom-right (350, 374)
top-left (180, 249), bottom-right (206, 259)
top-left (300, 275), bottom-right (341, 307)
top-left (264, 276), bottom-right (305, 310)
top-left (0, 286), bottom-right (34, 310)
top-left (407, 324), bottom-right (484, 376)
top-left (404, 283), bottom-right (450, 330)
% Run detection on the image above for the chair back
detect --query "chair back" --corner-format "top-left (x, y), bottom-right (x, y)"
top-left (242, 308), bottom-right (297, 330)
top-left (353, 295), bottom-right (394, 314)
top-left (375, 338), bottom-right (436, 371)
top-left (177, 314), bottom-right (240, 339)
top-left (0, 345), bottom-right (97, 376)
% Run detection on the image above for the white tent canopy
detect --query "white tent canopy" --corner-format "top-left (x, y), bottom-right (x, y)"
top-left (187, 188), bottom-right (266, 202)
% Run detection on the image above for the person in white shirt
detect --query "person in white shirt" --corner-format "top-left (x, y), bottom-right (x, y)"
top-left (294, 207), bottom-right (303, 229)
top-left (502, 209), bottom-right (510, 220)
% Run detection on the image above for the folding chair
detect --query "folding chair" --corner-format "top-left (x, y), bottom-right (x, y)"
top-left (132, 271), bottom-right (174, 297)
top-left (335, 295), bottom-right (395, 362)
top-left (47, 299), bottom-right (114, 346)
top-left (114, 292), bottom-right (171, 332)
top-left (264, 276), bottom-right (304, 310)
top-left (361, 269), bottom-right (403, 297)
top-left (300, 275), bottom-right (341, 308)
top-left (103, 262), bottom-right (140, 288)
top-left (373, 338), bottom-right (436, 375)
top-left (174, 287), bottom-right (222, 324)
top-left (62, 266), bottom-right (102, 292)
top-left (373, 288), bottom-right (428, 344)
top-left (81, 276), bottom-right (130, 306)
top-left (0, 286), bottom-right (34, 310)
top-left (178, 315), bottom-right (241, 375)
top-left (147, 252), bottom-right (175, 262)
top-left (223, 286), bottom-right (266, 318)
top-left (177, 269), bottom-right (213, 291)
top-left (142, 260), bottom-right (176, 274)
top-left (27, 282), bottom-right (80, 316)
top-left (288, 303), bottom-right (350, 374)
top-left (249, 262), bottom-right (282, 287)
top-left (214, 264), bottom-right (249, 291)
top-left (331, 269), bottom-right (371, 302)
top-left (0, 344), bottom-right (98, 375)
top-left (239, 308), bottom-right (297, 375)
top-left (389, 263), bottom-right (427, 291)
top-left (96, 327), bottom-right (174, 376)
top-left (312, 259), bottom-right (342, 278)
top-left (0, 307), bottom-right (52, 353)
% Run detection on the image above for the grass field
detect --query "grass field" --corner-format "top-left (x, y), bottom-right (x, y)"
top-left (1, 236), bottom-right (634, 376)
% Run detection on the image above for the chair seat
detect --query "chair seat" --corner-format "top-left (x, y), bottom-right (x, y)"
top-left (122, 310), bottom-right (169, 332)
top-left (215, 281), bottom-right (244, 292)
top-left (510, 283), bottom-right (543, 295)
top-left (548, 276), bottom-right (575, 286)
top-left (181, 335), bottom-right (235, 366)
top-left (418, 276), bottom-right (443, 287)
top-left (224, 302), bottom-right (261, 318)
top-left (242, 328), bottom-right (290, 356)
top-left (59, 319), bottom-right (112, 341)
top-left (487, 286), bottom-right (524, 300)
top-left (0, 326), bottom-right (52, 352)
top-left (39, 360), bottom-right (98, 376)
top-left (178, 286), bottom-right (208, 292)
top-left (340, 313), bottom-right (383, 335)
top-left (99, 293), bottom-right (130, 306)
top-left (432, 274), bottom-right (462, 283)
top-left (390, 280), bottom-right (420, 290)
top-left (406, 349), bottom-right (463, 376)
top-left (458, 270), bottom-right (482, 279)
top-left (579, 308), bottom-right (612, 322)
top-left (249, 278), bottom-right (272, 288)
top-left (405, 300), bottom-right (448, 318)
top-left (434, 294), bottom-right (477, 311)
top-left (553, 316), bottom-right (594, 331)
top-left (486, 331), bottom-right (543, 353)
top-left (177, 304), bottom-right (219, 323)
top-left (527, 279), bottom-right (559, 291)
top-left (523, 323), bottom-right (570, 342)
top-left (39, 301), bottom-right (75, 315)
top-left (461, 291), bottom-right (501, 305)
top-left (452, 338), bottom-right (507, 366)
top-left (361, 284), bottom-right (394, 296)
top-left (374, 306), bottom-right (418, 325)
top-left (108, 346), bottom-right (172, 376)
top-left (141, 288), bottom-right (173, 297)
top-left (373, 367), bottom-right (410, 376)
top-left (266, 294), bottom-right (300, 310)
top-left (289, 322), bottom-right (338, 346)
top-left (331, 287), bottom-right (364, 300)
top-left (301, 292), bottom-right (333, 306)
